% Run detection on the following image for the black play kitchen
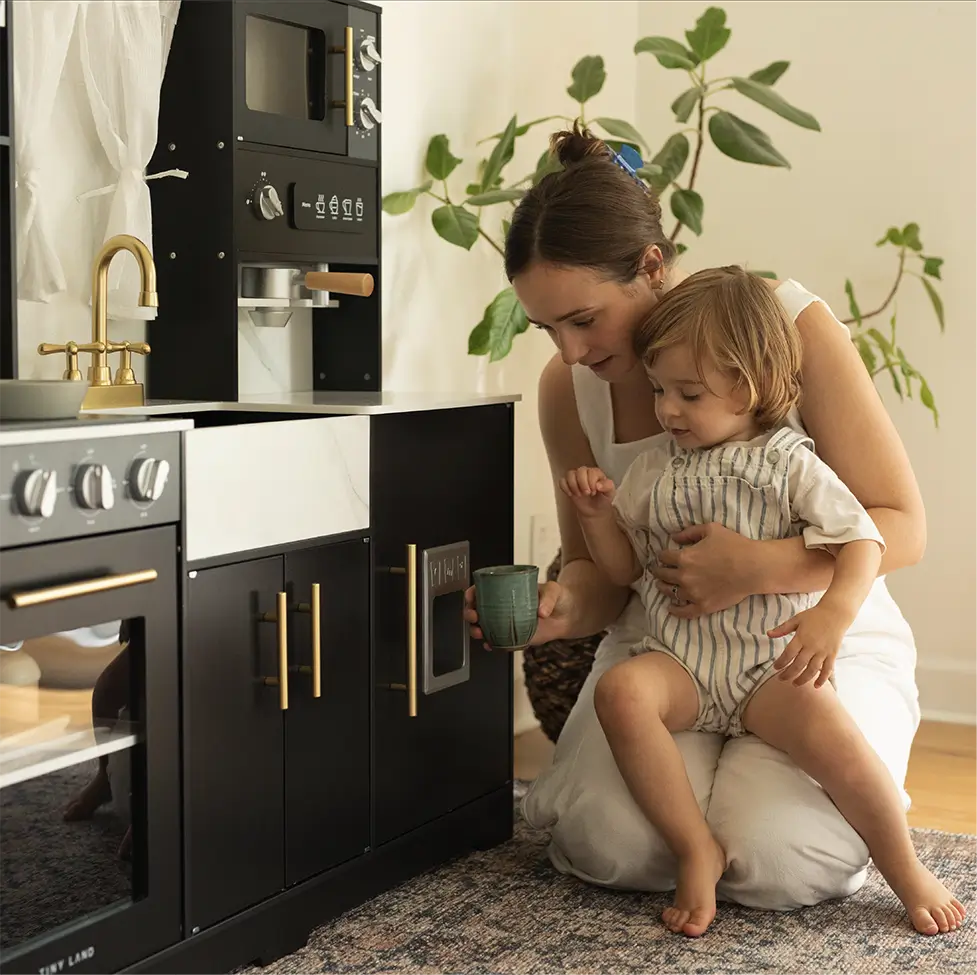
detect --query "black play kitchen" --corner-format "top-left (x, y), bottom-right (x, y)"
top-left (0, 2), bottom-right (518, 973)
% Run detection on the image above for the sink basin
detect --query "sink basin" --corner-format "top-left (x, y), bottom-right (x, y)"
top-left (0, 380), bottom-right (89, 420)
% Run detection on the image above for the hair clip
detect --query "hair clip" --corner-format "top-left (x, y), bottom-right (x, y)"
top-left (609, 143), bottom-right (650, 194)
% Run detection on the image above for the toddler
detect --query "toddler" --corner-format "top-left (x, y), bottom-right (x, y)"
top-left (562, 266), bottom-right (964, 938)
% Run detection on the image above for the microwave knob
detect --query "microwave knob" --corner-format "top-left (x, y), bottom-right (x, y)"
top-left (16, 469), bottom-right (58, 519)
top-left (75, 463), bottom-right (116, 511)
top-left (130, 457), bottom-right (170, 503)
top-left (253, 183), bottom-right (284, 221)
top-left (357, 96), bottom-right (382, 131)
top-left (359, 35), bottom-right (381, 72)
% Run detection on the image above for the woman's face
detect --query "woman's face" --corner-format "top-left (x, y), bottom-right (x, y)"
top-left (513, 252), bottom-right (664, 382)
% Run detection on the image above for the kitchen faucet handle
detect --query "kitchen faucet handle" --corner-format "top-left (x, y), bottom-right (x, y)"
top-left (38, 340), bottom-right (106, 381)
top-left (106, 341), bottom-right (151, 386)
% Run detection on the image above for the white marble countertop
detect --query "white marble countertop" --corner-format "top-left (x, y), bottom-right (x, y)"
top-left (96, 389), bottom-right (522, 417)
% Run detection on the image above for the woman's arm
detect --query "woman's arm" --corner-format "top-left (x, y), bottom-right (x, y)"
top-left (651, 289), bottom-right (926, 615)
top-left (764, 295), bottom-right (925, 582)
top-left (539, 355), bottom-right (632, 638)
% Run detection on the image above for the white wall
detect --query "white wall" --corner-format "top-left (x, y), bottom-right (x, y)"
top-left (636, 0), bottom-right (976, 722)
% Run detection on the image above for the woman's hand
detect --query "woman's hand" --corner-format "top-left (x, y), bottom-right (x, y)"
top-left (651, 522), bottom-right (761, 618)
top-left (464, 580), bottom-right (573, 651)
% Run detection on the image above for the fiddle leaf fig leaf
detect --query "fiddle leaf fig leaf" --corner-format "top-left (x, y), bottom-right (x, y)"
top-left (730, 78), bottom-right (821, 130)
top-left (425, 135), bottom-right (463, 181)
top-left (671, 188), bottom-right (704, 235)
top-left (634, 36), bottom-right (698, 70)
top-left (748, 61), bottom-right (790, 85)
top-left (708, 111), bottom-right (790, 167)
top-left (593, 117), bottom-right (649, 152)
top-left (431, 204), bottom-right (479, 250)
top-left (382, 181), bottom-right (433, 215)
top-left (468, 287), bottom-right (529, 361)
top-left (920, 276), bottom-right (945, 331)
top-left (671, 86), bottom-right (701, 123)
top-left (480, 116), bottom-right (518, 191)
top-left (567, 56), bottom-right (606, 103)
top-left (685, 7), bottom-right (731, 62)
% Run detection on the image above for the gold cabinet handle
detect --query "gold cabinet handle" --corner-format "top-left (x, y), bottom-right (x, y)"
top-left (260, 591), bottom-right (289, 710)
top-left (329, 26), bottom-right (354, 127)
top-left (309, 583), bottom-right (321, 698)
top-left (407, 544), bottom-right (417, 717)
top-left (8, 569), bottom-right (158, 608)
top-left (388, 544), bottom-right (418, 717)
top-left (297, 583), bottom-right (322, 699)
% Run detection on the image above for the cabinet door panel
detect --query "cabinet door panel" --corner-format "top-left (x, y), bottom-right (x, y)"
top-left (284, 539), bottom-right (371, 886)
top-left (372, 406), bottom-right (513, 844)
top-left (184, 557), bottom-right (285, 932)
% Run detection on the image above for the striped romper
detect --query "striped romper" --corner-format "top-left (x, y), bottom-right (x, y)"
top-left (612, 425), bottom-right (885, 737)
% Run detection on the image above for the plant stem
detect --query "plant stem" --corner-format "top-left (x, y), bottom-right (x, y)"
top-left (479, 228), bottom-right (505, 257)
top-left (669, 91), bottom-right (707, 243)
top-left (842, 248), bottom-right (906, 325)
top-left (427, 190), bottom-right (449, 205)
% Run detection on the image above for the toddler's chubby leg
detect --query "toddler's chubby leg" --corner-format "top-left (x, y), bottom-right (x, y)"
top-left (743, 679), bottom-right (965, 935)
top-left (594, 651), bottom-right (725, 937)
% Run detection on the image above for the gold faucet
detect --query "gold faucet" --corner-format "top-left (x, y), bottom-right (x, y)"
top-left (38, 233), bottom-right (158, 409)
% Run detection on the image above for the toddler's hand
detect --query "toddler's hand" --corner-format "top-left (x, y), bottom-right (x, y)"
top-left (768, 603), bottom-right (850, 688)
top-left (559, 466), bottom-right (616, 518)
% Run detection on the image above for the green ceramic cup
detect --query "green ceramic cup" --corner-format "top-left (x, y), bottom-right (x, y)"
top-left (473, 564), bottom-right (540, 651)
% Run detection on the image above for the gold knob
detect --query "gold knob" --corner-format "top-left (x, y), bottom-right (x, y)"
top-left (107, 341), bottom-right (151, 386)
top-left (38, 341), bottom-right (106, 381)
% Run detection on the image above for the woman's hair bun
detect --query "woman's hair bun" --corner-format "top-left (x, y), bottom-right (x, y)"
top-left (549, 120), bottom-right (610, 167)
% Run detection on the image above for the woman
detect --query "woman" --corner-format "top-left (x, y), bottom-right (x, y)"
top-left (465, 125), bottom-right (922, 911)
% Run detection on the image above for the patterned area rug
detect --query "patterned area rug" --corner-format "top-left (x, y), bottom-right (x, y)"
top-left (242, 782), bottom-right (976, 974)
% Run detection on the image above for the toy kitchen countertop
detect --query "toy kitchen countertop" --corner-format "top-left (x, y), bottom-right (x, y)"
top-left (94, 389), bottom-right (522, 418)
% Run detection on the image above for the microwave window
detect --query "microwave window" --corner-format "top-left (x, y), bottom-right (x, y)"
top-left (246, 15), bottom-right (326, 121)
top-left (0, 620), bottom-right (144, 951)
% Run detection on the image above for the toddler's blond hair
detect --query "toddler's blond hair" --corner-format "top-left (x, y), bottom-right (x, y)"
top-left (634, 265), bottom-right (802, 428)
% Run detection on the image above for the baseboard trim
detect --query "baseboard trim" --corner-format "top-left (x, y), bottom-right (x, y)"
top-left (917, 657), bottom-right (976, 725)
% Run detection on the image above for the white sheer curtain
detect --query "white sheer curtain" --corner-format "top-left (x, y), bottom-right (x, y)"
top-left (76, 0), bottom-right (181, 319)
top-left (12, 0), bottom-right (81, 302)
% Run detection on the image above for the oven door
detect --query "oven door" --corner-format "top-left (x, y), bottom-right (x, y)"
top-left (0, 527), bottom-right (180, 975)
top-left (235, 0), bottom-right (350, 156)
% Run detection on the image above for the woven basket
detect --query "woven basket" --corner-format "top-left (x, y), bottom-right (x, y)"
top-left (521, 550), bottom-right (606, 743)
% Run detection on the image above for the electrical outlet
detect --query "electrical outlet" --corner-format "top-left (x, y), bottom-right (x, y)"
top-left (530, 513), bottom-right (558, 568)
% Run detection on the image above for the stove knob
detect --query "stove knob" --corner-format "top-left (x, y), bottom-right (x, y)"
top-left (75, 463), bottom-right (116, 511)
top-left (252, 183), bottom-right (284, 221)
top-left (359, 36), bottom-right (381, 72)
top-left (130, 457), bottom-right (170, 503)
top-left (357, 96), bottom-right (382, 131)
top-left (16, 469), bottom-right (58, 519)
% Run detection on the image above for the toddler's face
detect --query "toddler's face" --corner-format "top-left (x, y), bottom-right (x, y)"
top-left (647, 344), bottom-right (759, 449)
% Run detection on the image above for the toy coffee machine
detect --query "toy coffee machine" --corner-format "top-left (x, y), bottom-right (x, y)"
top-left (147, 0), bottom-right (382, 401)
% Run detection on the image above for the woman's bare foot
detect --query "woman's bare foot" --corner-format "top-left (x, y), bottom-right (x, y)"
top-left (661, 838), bottom-right (726, 937)
top-left (63, 768), bottom-right (111, 822)
top-left (888, 859), bottom-right (966, 935)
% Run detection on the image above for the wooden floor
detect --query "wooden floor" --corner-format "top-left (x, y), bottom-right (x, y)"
top-left (515, 720), bottom-right (976, 834)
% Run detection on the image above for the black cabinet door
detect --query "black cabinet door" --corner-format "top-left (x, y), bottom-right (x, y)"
top-left (184, 557), bottom-right (285, 933)
top-left (284, 539), bottom-right (371, 886)
top-left (372, 406), bottom-right (514, 845)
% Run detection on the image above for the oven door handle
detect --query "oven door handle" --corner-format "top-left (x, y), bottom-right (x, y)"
top-left (7, 569), bottom-right (159, 608)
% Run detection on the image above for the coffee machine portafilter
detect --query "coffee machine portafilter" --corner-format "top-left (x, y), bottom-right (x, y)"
top-left (239, 264), bottom-right (375, 328)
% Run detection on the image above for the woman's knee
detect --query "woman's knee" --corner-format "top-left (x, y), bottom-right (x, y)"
top-left (548, 790), bottom-right (677, 892)
top-left (709, 736), bottom-right (869, 910)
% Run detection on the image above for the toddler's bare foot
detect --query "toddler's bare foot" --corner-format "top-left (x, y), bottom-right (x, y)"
top-left (888, 859), bottom-right (966, 935)
top-left (63, 768), bottom-right (111, 822)
top-left (662, 838), bottom-right (726, 937)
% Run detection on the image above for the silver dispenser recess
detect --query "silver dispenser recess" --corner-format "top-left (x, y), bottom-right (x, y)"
top-left (238, 263), bottom-right (375, 327)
